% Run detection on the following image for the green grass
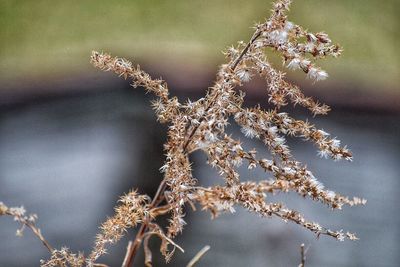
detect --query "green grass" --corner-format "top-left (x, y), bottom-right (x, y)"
top-left (0, 0), bottom-right (398, 91)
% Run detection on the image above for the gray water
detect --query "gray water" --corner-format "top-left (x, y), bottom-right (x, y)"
top-left (0, 89), bottom-right (399, 266)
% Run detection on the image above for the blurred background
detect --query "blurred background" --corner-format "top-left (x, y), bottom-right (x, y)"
top-left (0, 0), bottom-right (399, 266)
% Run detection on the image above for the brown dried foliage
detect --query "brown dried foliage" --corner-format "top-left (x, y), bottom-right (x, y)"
top-left (1, 1), bottom-right (365, 266)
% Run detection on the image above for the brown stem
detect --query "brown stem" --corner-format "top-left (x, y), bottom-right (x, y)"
top-left (25, 223), bottom-right (53, 252)
top-left (122, 179), bottom-right (167, 267)
top-left (3, 210), bottom-right (111, 266)
top-left (186, 245), bottom-right (210, 267)
top-left (143, 235), bottom-right (153, 267)
top-left (231, 30), bottom-right (261, 70)
top-left (5, 211), bottom-right (53, 253)
top-left (121, 241), bottom-right (133, 267)
top-left (299, 243), bottom-right (306, 267)
top-left (150, 204), bottom-right (171, 217)
top-left (122, 28), bottom-right (262, 267)
top-left (182, 29), bottom-right (261, 151)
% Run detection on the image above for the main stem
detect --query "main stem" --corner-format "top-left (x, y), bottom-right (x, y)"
top-left (123, 179), bottom-right (167, 267)
top-left (122, 29), bottom-right (261, 267)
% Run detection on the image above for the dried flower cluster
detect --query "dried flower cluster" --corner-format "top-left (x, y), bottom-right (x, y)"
top-left (1, 1), bottom-right (365, 266)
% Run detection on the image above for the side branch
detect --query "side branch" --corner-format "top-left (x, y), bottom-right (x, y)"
top-left (0, 202), bottom-right (53, 253)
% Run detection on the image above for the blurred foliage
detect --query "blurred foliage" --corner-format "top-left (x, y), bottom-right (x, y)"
top-left (0, 0), bottom-right (398, 91)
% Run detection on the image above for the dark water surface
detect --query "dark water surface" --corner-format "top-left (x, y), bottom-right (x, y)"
top-left (0, 89), bottom-right (399, 266)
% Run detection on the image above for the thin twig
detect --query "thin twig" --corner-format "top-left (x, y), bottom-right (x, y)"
top-left (24, 223), bottom-right (54, 252)
top-left (231, 30), bottom-right (262, 70)
top-left (183, 29), bottom-right (261, 151)
top-left (150, 204), bottom-right (171, 217)
top-left (4, 210), bottom-right (53, 253)
top-left (2, 207), bottom-right (111, 266)
top-left (299, 243), bottom-right (306, 267)
top-left (121, 241), bottom-right (133, 267)
top-left (144, 235), bottom-right (152, 267)
top-left (186, 245), bottom-right (211, 267)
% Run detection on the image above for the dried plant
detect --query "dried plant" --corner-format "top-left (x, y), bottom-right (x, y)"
top-left (1, 1), bottom-right (366, 266)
